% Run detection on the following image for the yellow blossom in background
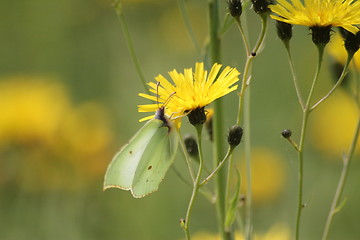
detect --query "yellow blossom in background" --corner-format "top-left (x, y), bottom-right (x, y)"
top-left (240, 148), bottom-right (286, 204)
top-left (0, 77), bottom-right (70, 146)
top-left (0, 76), bottom-right (114, 191)
top-left (138, 62), bottom-right (240, 124)
top-left (269, 0), bottom-right (360, 34)
top-left (327, 33), bottom-right (360, 71)
top-left (310, 91), bottom-right (360, 158)
top-left (190, 224), bottom-right (290, 240)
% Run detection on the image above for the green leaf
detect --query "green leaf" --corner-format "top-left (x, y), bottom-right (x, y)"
top-left (334, 197), bottom-right (348, 214)
top-left (225, 166), bottom-right (241, 229)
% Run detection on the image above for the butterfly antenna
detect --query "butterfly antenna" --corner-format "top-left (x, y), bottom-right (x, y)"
top-left (156, 82), bottom-right (161, 109)
top-left (163, 92), bottom-right (176, 108)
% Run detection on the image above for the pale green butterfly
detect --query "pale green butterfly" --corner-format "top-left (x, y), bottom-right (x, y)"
top-left (103, 91), bottom-right (179, 198)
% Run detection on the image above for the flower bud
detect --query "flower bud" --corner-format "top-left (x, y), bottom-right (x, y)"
top-left (251, 0), bottom-right (273, 14)
top-left (228, 125), bottom-right (243, 147)
top-left (310, 26), bottom-right (332, 46)
top-left (228, 0), bottom-right (242, 18)
top-left (276, 21), bottom-right (292, 42)
top-left (183, 134), bottom-right (199, 158)
top-left (281, 129), bottom-right (292, 139)
top-left (343, 29), bottom-right (360, 55)
top-left (187, 107), bottom-right (206, 126)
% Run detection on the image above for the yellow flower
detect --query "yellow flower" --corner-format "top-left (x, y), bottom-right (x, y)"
top-left (138, 62), bottom-right (240, 123)
top-left (269, 0), bottom-right (360, 34)
top-left (310, 91), bottom-right (360, 158)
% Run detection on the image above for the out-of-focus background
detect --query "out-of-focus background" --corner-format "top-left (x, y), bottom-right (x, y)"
top-left (1, 0), bottom-right (359, 239)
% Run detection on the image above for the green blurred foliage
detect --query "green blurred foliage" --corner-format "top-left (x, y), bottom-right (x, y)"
top-left (0, 0), bottom-right (360, 240)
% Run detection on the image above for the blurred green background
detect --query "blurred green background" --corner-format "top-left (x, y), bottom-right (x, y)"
top-left (1, 0), bottom-right (360, 239)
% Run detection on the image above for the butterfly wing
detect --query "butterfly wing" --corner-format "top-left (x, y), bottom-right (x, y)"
top-left (131, 119), bottom-right (178, 197)
top-left (103, 118), bottom-right (178, 198)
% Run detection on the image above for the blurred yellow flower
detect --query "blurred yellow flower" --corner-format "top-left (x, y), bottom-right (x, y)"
top-left (190, 224), bottom-right (290, 240)
top-left (0, 76), bottom-right (114, 191)
top-left (327, 33), bottom-right (360, 71)
top-left (240, 148), bottom-right (286, 204)
top-left (310, 91), bottom-right (360, 158)
top-left (0, 77), bottom-right (70, 146)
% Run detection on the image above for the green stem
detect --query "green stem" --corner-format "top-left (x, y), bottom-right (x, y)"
top-left (311, 53), bottom-right (354, 111)
top-left (231, 14), bottom-right (268, 240)
top-left (235, 18), bottom-right (250, 56)
top-left (183, 125), bottom-right (204, 240)
top-left (322, 63), bottom-right (360, 240)
top-left (208, 1), bottom-right (228, 239)
top-left (112, 0), bottom-right (148, 92)
top-left (177, 0), bottom-right (201, 54)
top-left (321, 117), bottom-right (360, 240)
top-left (200, 147), bottom-right (233, 186)
top-left (295, 44), bottom-right (325, 240)
top-left (244, 86), bottom-right (252, 240)
top-left (284, 41), bottom-right (305, 110)
top-left (236, 14), bottom-right (268, 125)
top-left (179, 133), bottom-right (196, 182)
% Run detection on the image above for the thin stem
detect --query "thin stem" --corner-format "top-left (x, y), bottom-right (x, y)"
top-left (252, 14), bottom-right (268, 56)
top-left (177, 0), bottom-right (201, 54)
top-left (183, 125), bottom-right (204, 240)
top-left (200, 147), bottom-right (233, 186)
top-left (112, 0), bottom-right (148, 92)
top-left (322, 66), bottom-right (360, 240)
top-left (236, 14), bottom-right (268, 125)
top-left (295, 44), bottom-right (325, 240)
top-left (311, 53), bottom-right (354, 111)
top-left (322, 117), bottom-right (360, 240)
top-left (284, 41), bottom-right (305, 110)
top-left (230, 14), bottom-right (268, 240)
top-left (179, 133), bottom-right (196, 182)
top-left (285, 137), bottom-right (300, 152)
top-left (244, 86), bottom-right (252, 240)
top-left (235, 18), bottom-right (250, 56)
top-left (208, 1), bottom-right (228, 239)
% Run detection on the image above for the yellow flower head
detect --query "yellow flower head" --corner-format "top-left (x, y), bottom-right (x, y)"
top-left (138, 62), bottom-right (240, 125)
top-left (270, 0), bottom-right (360, 34)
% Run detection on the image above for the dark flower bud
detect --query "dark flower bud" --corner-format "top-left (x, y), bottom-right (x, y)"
top-left (310, 26), bottom-right (332, 46)
top-left (228, 0), bottom-right (242, 18)
top-left (281, 129), bottom-right (292, 139)
top-left (187, 107), bottom-right (206, 126)
top-left (251, 0), bottom-right (273, 14)
top-left (183, 134), bottom-right (199, 158)
top-left (343, 29), bottom-right (360, 55)
top-left (276, 21), bottom-right (292, 42)
top-left (228, 125), bottom-right (243, 147)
